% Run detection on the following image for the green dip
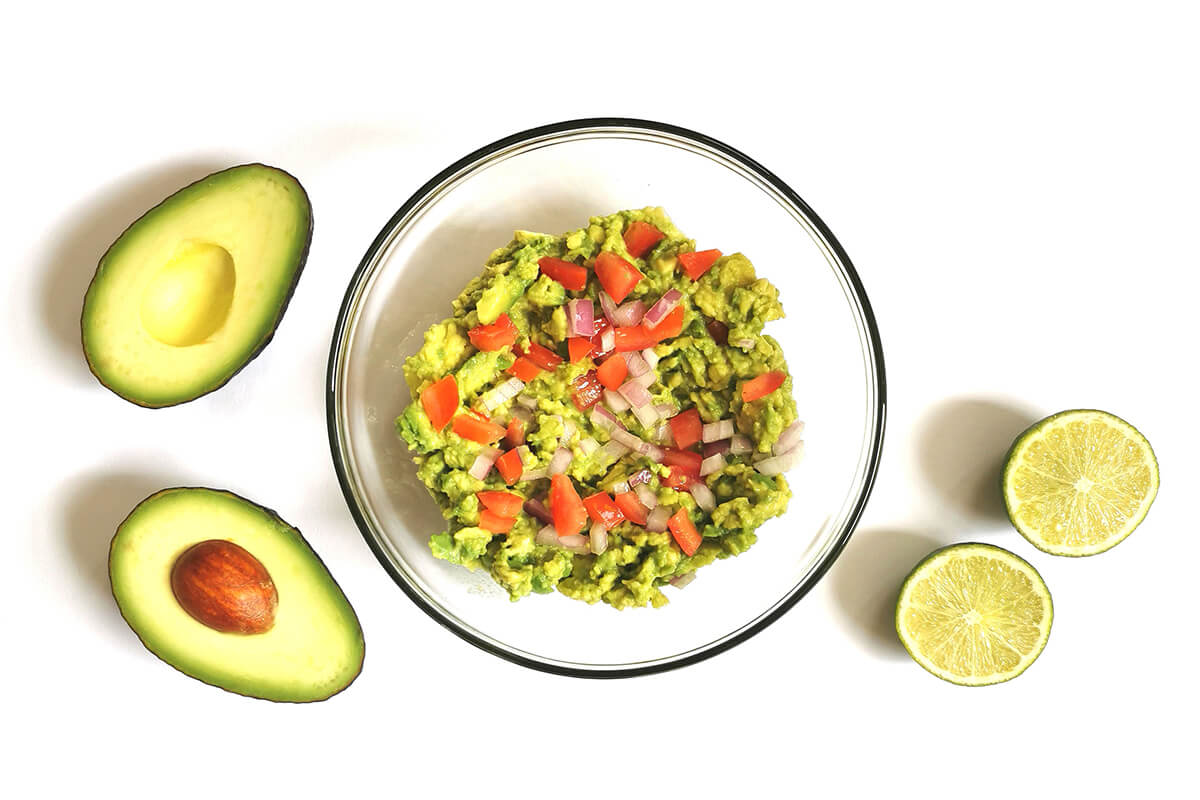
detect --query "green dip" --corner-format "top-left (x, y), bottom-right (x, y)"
top-left (396, 208), bottom-right (803, 609)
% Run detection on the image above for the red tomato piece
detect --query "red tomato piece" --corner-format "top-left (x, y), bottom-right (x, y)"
top-left (667, 509), bottom-right (702, 556)
top-left (550, 474), bottom-right (588, 536)
top-left (495, 449), bottom-right (524, 484)
top-left (741, 371), bottom-right (786, 403)
top-left (594, 251), bottom-right (644, 304)
top-left (478, 509), bottom-right (517, 534)
top-left (507, 356), bottom-right (542, 382)
top-left (663, 448), bottom-right (703, 478)
top-left (589, 317), bottom-right (615, 360)
top-left (538, 257), bottom-right (588, 292)
top-left (613, 491), bottom-right (649, 526)
top-left (648, 306), bottom-right (685, 341)
top-left (571, 370), bottom-right (604, 411)
top-left (522, 342), bottom-right (564, 371)
top-left (613, 325), bottom-right (657, 353)
top-left (420, 375), bottom-right (459, 431)
top-left (623, 221), bottom-right (665, 259)
top-left (567, 337), bottom-right (592, 363)
top-left (476, 490), bottom-right (524, 517)
top-left (504, 417), bottom-right (526, 447)
top-left (467, 314), bottom-right (518, 351)
top-left (662, 467), bottom-right (693, 490)
top-left (451, 414), bottom-right (506, 444)
top-left (677, 249), bottom-right (722, 280)
top-left (669, 408), bottom-right (703, 450)
top-left (582, 492), bottom-right (627, 530)
top-left (596, 354), bottom-right (628, 390)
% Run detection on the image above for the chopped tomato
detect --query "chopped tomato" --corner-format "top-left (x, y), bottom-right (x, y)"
top-left (504, 417), bottom-right (526, 447)
top-left (678, 249), bottom-right (722, 280)
top-left (648, 306), bottom-right (685, 341)
top-left (538, 257), bottom-right (588, 292)
top-left (572, 370), bottom-right (604, 411)
top-left (420, 375), bottom-right (458, 431)
top-left (476, 490), bottom-right (524, 517)
top-left (594, 251), bottom-right (643, 303)
top-left (623, 221), bottom-right (665, 259)
top-left (613, 325), bottom-right (658, 353)
top-left (567, 337), bottom-right (592, 363)
top-left (478, 508), bottom-right (517, 534)
top-left (495, 449), bottom-right (524, 484)
top-left (741, 371), bottom-right (786, 403)
top-left (467, 314), bottom-right (518, 351)
top-left (522, 342), bottom-right (564, 371)
top-left (465, 407), bottom-right (491, 422)
top-left (667, 509), bottom-right (702, 556)
top-left (550, 474), bottom-right (588, 536)
top-left (669, 408), bottom-right (703, 450)
top-left (451, 414), bottom-right (506, 444)
top-left (663, 448), bottom-right (703, 478)
top-left (613, 491), bottom-right (648, 526)
top-left (507, 356), bottom-right (542, 382)
top-left (589, 317), bottom-right (615, 360)
top-left (662, 467), bottom-right (693, 490)
top-left (705, 318), bottom-right (729, 345)
top-left (596, 354), bottom-right (628, 390)
top-left (582, 492), bottom-right (626, 530)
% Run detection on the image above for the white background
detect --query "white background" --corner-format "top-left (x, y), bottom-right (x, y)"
top-left (6, 1), bottom-right (1197, 797)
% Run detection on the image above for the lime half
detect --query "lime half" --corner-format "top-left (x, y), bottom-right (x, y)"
top-left (896, 543), bottom-right (1053, 686)
top-left (1003, 409), bottom-right (1158, 556)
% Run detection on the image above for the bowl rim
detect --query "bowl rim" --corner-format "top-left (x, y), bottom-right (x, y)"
top-left (325, 117), bottom-right (887, 678)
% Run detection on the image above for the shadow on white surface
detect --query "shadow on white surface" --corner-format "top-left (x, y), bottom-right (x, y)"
top-left (60, 469), bottom-right (180, 638)
top-left (36, 157), bottom-right (233, 381)
top-left (830, 528), bottom-right (941, 659)
top-left (917, 396), bottom-right (1040, 522)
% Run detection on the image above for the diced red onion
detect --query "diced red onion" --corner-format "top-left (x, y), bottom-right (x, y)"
top-left (510, 406), bottom-right (533, 425)
top-left (610, 427), bottom-right (663, 460)
top-left (578, 436), bottom-right (600, 457)
top-left (628, 469), bottom-right (653, 487)
top-left (599, 439), bottom-right (630, 462)
top-left (689, 482), bottom-right (717, 512)
top-left (482, 377), bottom-right (526, 411)
top-left (619, 379), bottom-right (653, 409)
top-left (614, 299), bottom-right (646, 327)
top-left (610, 480), bottom-right (630, 494)
top-left (729, 434), bottom-right (753, 455)
top-left (669, 571), bottom-right (696, 589)
top-left (589, 522), bottom-right (608, 555)
top-left (536, 525), bottom-right (559, 547)
top-left (516, 395), bottom-right (538, 411)
top-left (603, 389), bottom-right (630, 414)
top-left (702, 418), bottom-right (735, 443)
top-left (558, 533), bottom-right (590, 554)
top-left (641, 348), bottom-right (660, 370)
top-left (732, 338), bottom-right (755, 349)
top-left (633, 371), bottom-right (657, 388)
top-left (644, 289), bottom-right (683, 328)
top-left (601, 328), bottom-right (615, 352)
top-left (598, 291), bottom-right (621, 325)
top-left (523, 497), bottom-right (553, 524)
top-left (561, 418), bottom-right (577, 443)
top-left (566, 298), bottom-right (594, 337)
top-left (522, 467), bottom-right (549, 481)
top-left (646, 504), bottom-right (671, 532)
top-left (774, 420), bottom-right (806, 455)
top-left (754, 443), bottom-right (805, 475)
top-left (623, 351), bottom-right (650, 378)
top-left (549, 447), bottom-right (573, 475)
top-left (652, 422), bottom-right (673, 446)
top-left (702, 440), bottom-right (731, 459)
top-left (629, 401), bottom-right (660, 428)
top-left (655, 403), bottom-right (678, 419)
top-left (700, 453), bottom-right (727, 477)
top-left (515, 445), bottom-right (534, 466)
top-left (468, 446), bottom-right (501, 480)
top-left (590, 405), bottom-right (621, 431)
top-left (634, 484), bottom-right (658, 509)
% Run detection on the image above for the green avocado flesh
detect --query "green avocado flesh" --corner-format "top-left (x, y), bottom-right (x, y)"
top-left (109, 488), bottom-right (364, 702)
top-left (82, 164), bottom-right (312, 407)
top-left (396, 208), bottom-right (800, 610)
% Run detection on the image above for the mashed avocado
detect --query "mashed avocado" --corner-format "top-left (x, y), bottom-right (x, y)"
top-left (396, 208), bottom-right (804, 609)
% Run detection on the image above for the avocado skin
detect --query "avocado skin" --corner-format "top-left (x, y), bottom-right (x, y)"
top-left (109, 487), bottom-right (364, 703)
top-left (80, 163), bottom-right (314, 408)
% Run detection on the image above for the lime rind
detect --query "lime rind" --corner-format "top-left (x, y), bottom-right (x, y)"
top-left (1003, 409), bottom-right (1159, 557)
top-left (895, 543), bottom-right (1053, 687)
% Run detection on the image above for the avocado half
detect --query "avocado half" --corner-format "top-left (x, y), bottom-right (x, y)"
top-left (109, 487), bottom-right (364, 703)
top-left (81, 164), bottom-right (313, 407)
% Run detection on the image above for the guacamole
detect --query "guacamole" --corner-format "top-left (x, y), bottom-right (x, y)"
top-left (396, 208), bottom-right (805, 609)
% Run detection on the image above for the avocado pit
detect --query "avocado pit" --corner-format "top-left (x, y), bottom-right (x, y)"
top-left (139, 240), bottom-right (236, 347)
top-left (170, 539), bottom-right (277, 634)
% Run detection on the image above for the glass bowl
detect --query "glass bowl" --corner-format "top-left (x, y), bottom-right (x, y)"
top-left (327, 119), bottom-right (886, 677)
